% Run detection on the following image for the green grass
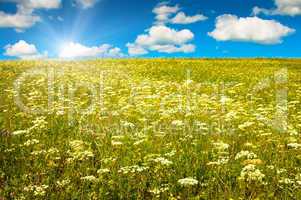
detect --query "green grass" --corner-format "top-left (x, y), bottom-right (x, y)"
top-left (1, 59), bottom-right (301, 199)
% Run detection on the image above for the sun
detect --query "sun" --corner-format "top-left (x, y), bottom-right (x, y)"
top-left (59, 42), bottom-right (79, 58)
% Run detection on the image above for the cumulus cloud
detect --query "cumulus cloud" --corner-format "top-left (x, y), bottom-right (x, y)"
top-left (153, 2), bottom-right (180, 24)
top-left (19, 0), bottom-right (62, 12)
top-left (127, 2), bottom-right (202, 56)
top-left (126, 43), bottom-right (149, 56)
top-left (171, 12), bottom-right (208, 24)
top-left (75, 0), bottom-right (99, 9)
top-left (253, 0), bottom-right (301, 16)
top-left (4, 40), bottom-right (47, 60)
top-left (0, 0), bottom-right (61, 31)
top-left (0, 12), bottom-right (40, 32)
top-left (153, 2), bottom-right (207, 25)
top-left (127, 25), bottom-right (195, 55)
top-left (59, 42), bottom-right (124, 59)
top-left (208, 14), bottom-right (295, 44)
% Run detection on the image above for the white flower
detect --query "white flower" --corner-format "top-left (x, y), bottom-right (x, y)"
top-left (171, 120), bottom-right (184, 127)
top-left (69, 140), bottom-right (85, 150)
top-left (279, 178), bottom-right (294, 185)
top-left (118, 165), bottom-right (149, 174)
top-left (178, 177), bottom-right (198, 186)
top-left (122, 121), bottom-right (135, 129)
top-left (12, 130), bottom-right (28, 136)
top-left (277, 168), bottom-right (287, 175)
top-left (80, 175), bottom-right (97, 182)
top-left (151, 157), bottom-right (173, 166)
top-left (112, 140), bottom-right (123, 147)
top-left (212, 141), bottom-right (229, 151)
top-left (24, 184), bottom-right (48, 197)
top-left (23, 139), bottom-right (39, 146)
top-left (235, 150), bottom-right (258, 160)
top-left (287, 143), bottom-right (301, 149)
top-left (56, 179), bottom-right (70, 187)
top-left (238, 164), bottom-right (265, 184)
top-left (207, 156), bottom-right (229, 166)
top-left (97, 168), bottom-right (110, 174)
top-left (133, 139), bottom-right (145, 146)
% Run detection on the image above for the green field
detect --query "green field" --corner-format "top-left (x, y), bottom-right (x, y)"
top-left (1, 59), bottom-right (301, 199)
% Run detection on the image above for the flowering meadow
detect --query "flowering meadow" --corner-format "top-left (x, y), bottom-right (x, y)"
top-left (1, 59), bottom-right (301, 199)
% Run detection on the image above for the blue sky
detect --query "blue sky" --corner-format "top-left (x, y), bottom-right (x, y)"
top-left (0, 0), bottom-right (300, 59)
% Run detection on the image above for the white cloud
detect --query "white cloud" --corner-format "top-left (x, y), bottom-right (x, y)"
top-left (126, 43), bottom-right (149, 55)
top-left (149, 44), bottom-right (195, 53)
top-left (0, 0), bottom-right (62, 31)
top-left (4, 40), bottom-right (47, 60)
top-left (59, 42), bottom-right (124, 58)
top-left (171, 12), bottom-right (208, 24)
top-left (19, 0), bottom-right (61, 12)
top-left (208, 14), bottom-right (295, 44)
top-left (136, 26), bottom-right (194, 46)
top-left (127, 25), bottom-right (195, 55)
top-left (75, 0), bottom-right (98, 9)
top-left (153, 2), bottom-right (206, 25)
top-left (127, 2), bottom-right (201, 56)
top-left (153, 2), bottom-right (180, 24)
top-left (253, 0), bottom-right (301, 16)
top-left (0, 12), bottom-right (40, 32)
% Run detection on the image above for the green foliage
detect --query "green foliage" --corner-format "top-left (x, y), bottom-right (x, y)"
top-left (1, 59), bottom-right (301, 199)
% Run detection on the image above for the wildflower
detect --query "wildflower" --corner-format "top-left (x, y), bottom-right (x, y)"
top-left (133, 139), bottom-right (145, 146)
top-left (122, 121), bottom-right (135, 129)
top-left (238, 164), bottom-right (265, 184)
top-left (118, 165), bottom-right (148, 174)
top-left (24, 184), bottom-right (48, 197)
top-left (47, 147), bottom-right (59, 155)
top-left (235, 150), bottom-right (258, 160)
top-left (207, 156), bottom-right (229, 166)
top-left (277, 168), bottom-right (287, 175)
top-left (194, 121), bottom-right (208, 134)
top-left (244, 142), bottom-right (257, 148)
top-left (171, 120), bottom-right (184, 128)
top-left (242, 159), bottom-right (263, 165)
top-left (29, 116), bottom-right (48, 132)
top-left (23, 139), bottom-right (39, 146)
top-left (56, 179), bottom-right (70, 188)
top-left (267, 165), bottom-right (275, 170)
top-left (212, 141), bottom-right (229, 151)
top-left (259, 132), bottom-right (273, 137)
top-left (178, 177), bottom-right (198, 186)
top-left (81, 175), bottom-right (98, 182)
top-left (111, 135), bottom-right (125, 140)
top-left (164, 150), bottom-right (176, 157)
top-left (295, 174), bottom-right (301, 186)
top-left (33, 185), bottom-right (48, 197)
top-left (287, 143), bottom-right (301, 149)
top-left (149, 188), bottom-right (161, 196)
top-left (97, 168), bottom-right (110, 174)
top-left (68, 140), bottom-right (94, 161)
top-left (31, 150), bottom-right (47, 156)
top-left (279, 178), bottom-right (294, 185)
top-left (101, 157), bottom-right (117, 164)
top-left (69, 140), bottom-right (85, 150)
top-left (151, 157), bottom-right (173, 166)
top-left (111, 140), bottom-right (123, 147)
top-left (12, 130), bottom-right (28, 136)
top-left (76, 150), bottom-right (94, 160)
top-left (225, 111), bottom-right (237, 121)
